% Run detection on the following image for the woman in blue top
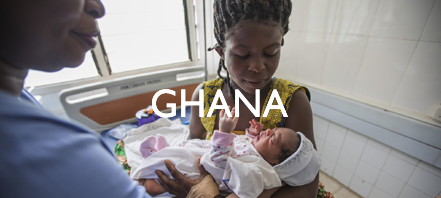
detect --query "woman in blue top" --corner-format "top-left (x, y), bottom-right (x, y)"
top-left (0, 0), bottom-right (219, 197)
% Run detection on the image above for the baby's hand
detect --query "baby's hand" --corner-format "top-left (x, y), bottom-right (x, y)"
top-left (247, 119), bottom-right (264, 136)
top-left (219, 107), bottom-right (239, 133)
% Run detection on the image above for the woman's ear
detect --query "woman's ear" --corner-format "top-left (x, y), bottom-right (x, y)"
top-left (281, 38), bottom-right (285, 46)
top-left (214, 46), bottom-right (225, 59)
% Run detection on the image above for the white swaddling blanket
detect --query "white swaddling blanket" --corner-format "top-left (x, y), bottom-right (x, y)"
top-left (130, 132), bottom-right (281, 198)
top-left (124, 119), bottom-right (320, 198)
top-left (122, 118), bottom-right (189, 172)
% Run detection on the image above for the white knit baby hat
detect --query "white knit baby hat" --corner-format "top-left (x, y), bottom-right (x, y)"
top-left (273, 132), bottom-right (321, 186)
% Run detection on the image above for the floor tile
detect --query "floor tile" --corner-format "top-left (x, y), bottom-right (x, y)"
top-left (334, 187), bottom-right (363, 198)
top-left (320, 171), bottom-right (343, 193)
top-left (320, 171), bottom-right (363, 198)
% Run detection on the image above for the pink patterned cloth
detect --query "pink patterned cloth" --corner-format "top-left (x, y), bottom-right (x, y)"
top-left (139, 134), bottom-right (170, 159)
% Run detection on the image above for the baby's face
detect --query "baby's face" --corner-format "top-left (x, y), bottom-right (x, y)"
top-left (252, 128), bottom-right (299, 166)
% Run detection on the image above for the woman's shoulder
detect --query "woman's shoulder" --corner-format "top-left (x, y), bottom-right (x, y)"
top-left (272, 77), bottom-right (310, 101)
top-left (202, 77), bottom-right (223, 87)
top-left (201, 78), bottom-right (224, 98)
top-left (272, 77), bottom-right (306, 91)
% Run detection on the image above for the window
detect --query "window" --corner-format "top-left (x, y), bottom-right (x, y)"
top-left (99, 0), bottom-right (191, 73)
top-left (25, 0), bottom-right (202, 90)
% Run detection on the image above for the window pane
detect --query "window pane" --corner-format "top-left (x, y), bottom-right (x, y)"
top-left (25, 52), bottom-right (99, 87)
top-left (99, 0), bottom-right (190, 73)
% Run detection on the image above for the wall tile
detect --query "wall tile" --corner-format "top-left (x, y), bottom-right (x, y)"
top-left (322, 34), bottom-right (368, 93)
top-left (370, 0), bottom-right (434, 40)
top-left (279, 30), bottom-right (303, 78)
top-left (375, 173), bottom-right (405, 197)
top-left (325, 123), bottom-right (348, 148)
top-left (361, 141), bottom-right (390, 169)
top-left (382, 154), bottom-right (416, 182)
top-left (296, 32), bottom-right (332, 86)
top-left (352, 38), bottom-right (417, 105)
top-left (355, 161), bottom-right (380, 184)
top-left (321, 156), bottom-right (337, 175)
top-left (390, 149), bottom-right (419, 165)
top-left (305, 0), bottom-right (340, 33)
top-left (368, 187), bottom-right (395, 198)
top-left (329, 122), bottom-right (347, 133)
top-left (333, 165), bottom-right (354, 186)
top-left (417, 161), bottom-right (441, 178)
top-left (349, 175), bottom-right (373, 197)
top-left (322, 142), bottom-right (341, 162)
top-left (313, 116), bottom-right (330, 140)
top-left (342, 130), bottom-right (367, 157)
top-left (421, 0), bottom-right (441, 42)
top-left (333, 0), bottom-right (380, 35)
top-left (435, 155), bottom-right (441, 169)
top-left (289, 0), bottom-right (310, 31)
top-left (316, 137), bottom-right (325, 155)
top-left (392, 42), bottom-right (441, 117)
top-left (314, 115), bottom-right (330, 124)
top-left (399, 185), bottom-right (432, 198)
top-left (347, 130), bottom-right (368, 142)
top-left (367, 139), bottom-right (391, 152)
top-left (337, 151), bottom-right (359, 173)
top-left (408, 167), bottom-right (441, 197)
top-left (277, 60), bottom-right (298, 80)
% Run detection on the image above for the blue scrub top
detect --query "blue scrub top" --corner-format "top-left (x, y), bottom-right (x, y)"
top-left (0, 90), bottom-right (151, 198)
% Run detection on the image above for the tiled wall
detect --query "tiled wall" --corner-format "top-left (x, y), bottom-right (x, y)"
top-left (314, 115), bottom-right (441, 198)
top-left (272, 1), bottom-right (441, 196)
top-left (277, 0), bottom-right (441, 123)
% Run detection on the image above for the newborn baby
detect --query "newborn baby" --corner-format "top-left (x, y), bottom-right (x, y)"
top-left (131, 107), bottom-right (321, 198)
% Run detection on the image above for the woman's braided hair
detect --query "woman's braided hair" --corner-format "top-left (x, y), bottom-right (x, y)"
top-left (209, 0), bottom-right (292, 100)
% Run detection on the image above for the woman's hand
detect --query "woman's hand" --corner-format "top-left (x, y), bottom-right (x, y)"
top-left (218, 107), bottom-right (239, 133)
top-left (155, 158), bottom-right (219, 198)
top-left (247, 119), bottom-right (264, 136)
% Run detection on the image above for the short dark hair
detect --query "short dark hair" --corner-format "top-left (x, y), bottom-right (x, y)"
top-left (275, 133), bottom-right (300, 164)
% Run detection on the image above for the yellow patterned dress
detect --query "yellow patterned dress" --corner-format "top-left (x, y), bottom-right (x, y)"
top-left (200, 77), bottom-right (310, 138)
top-left (199, 77), bottom-right (333, 198)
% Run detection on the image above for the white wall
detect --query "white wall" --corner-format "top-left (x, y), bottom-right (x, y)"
top-left (277, 0), bottom-right (441, 125)
top-left (271, 0), bottom-right (441, 197)
top-left (315, 115), bottom-right (441, 198)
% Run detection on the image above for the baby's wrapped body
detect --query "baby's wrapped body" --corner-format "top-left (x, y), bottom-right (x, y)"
top-left (131, 131), bottom-right (321, 198)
